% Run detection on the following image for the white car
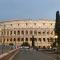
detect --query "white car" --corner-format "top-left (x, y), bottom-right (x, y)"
top-left (20, 46), bottom-right (29, 49)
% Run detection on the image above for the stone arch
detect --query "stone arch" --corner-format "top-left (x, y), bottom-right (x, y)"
top-left (21, 42), bottom-right (30, 47)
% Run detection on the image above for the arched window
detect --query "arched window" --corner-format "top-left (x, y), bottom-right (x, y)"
top-left (21, 38), bottom-right (24, 41)
top-left (51, 31), bottom-right (54, 35)
top-left (47, 31), bottom-right (49, 34)
top-left (14, 31), bottom-right (16, 35)
top-left (26, 23), bottom-right (28, 25)
top-left (14, 38), bottom-right (16, 41)
top-left (43, 31), bottom-right (45, 34)
top-left (39, 38), bottom-right (41, 42)
top-left (18, 24), bottom-right (19, 26)
top-left (17, 30), bottom-right (20, 35)
top-left (1, 32), bottom-right (3, 35)
top-left (21, 30), bottom-right (24, 35)
top-left (3, 38), bottom-right (5, 42)
top-left (50, 23), bottom-right (52, 25)
top-left (25, 30), bottom-right (28, 34)
top-left (47, 38), bottom-right (49, 42)
top-left (10, 38), bottom-right (12, 41)
top-left (43, 23), bottom-right (45, 25)
top-left (7, 39), bottom-right (9, 42)
top-left (34, 23), bottom-right (36, 25)
top-left (10, 31), bottom-right (12, 35)
top-left (30, 30), bottom-right (33, 35)
top-left (30, 38), bottom-right (32, 41)
top-left (43, 38), bottom-right (45, 42)
top-left (25, 38), bottom-right (28, 41)
top-left (38, 31), bottom-right (41, 34)
top-left (10, 24), bottom-right (12, 26)
top-left (34, 38), bottom-right (37, 41)
top-left (18, 38), bottom-right (20, 41)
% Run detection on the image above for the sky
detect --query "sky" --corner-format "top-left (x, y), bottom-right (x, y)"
top-left (0, 0), bottom-right (60, 20)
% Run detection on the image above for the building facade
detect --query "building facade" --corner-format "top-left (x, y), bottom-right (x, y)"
top-left (0, 19), bottom-right (56, 48)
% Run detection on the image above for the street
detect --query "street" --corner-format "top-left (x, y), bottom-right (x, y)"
top-left (12, 48), bottom-right (60, 60)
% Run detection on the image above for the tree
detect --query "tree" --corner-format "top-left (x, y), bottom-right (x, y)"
top-left (32, 36), bottom-right (35, 47)
top-left (21, 42), bottom-right (30, 47)
top-left (55, 11), bottom-right (60, 50)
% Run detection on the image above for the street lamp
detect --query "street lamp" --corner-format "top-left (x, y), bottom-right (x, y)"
top-left (55, 35), bottom-right (58, 60)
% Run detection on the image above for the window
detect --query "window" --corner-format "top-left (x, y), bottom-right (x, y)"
top-left (21, 31), bottom-right (24, 35)
top-left (14, 31), bottom-right (16, 35)
top-left (43, 38), bottom-right (45, 42)
top-left (21, 38), bottom-right (24, 41)
top-left (50, 38), bottom-right (53, 42)
top-left (17, 30), bottom-right (20, 35)
top-left (51, 31), bottom-right (53, 35)
top-left (1, 32), bottom-right (3, 35)
top-left (18, 24), bottom-right (19, 26)
top-left (30, 38), bottom-right (32, 41)
top-left (26, 30), bottom-right (28, 34)
top-left (10, 24), bottom-right (12, 26)
top-left (34, 23), bottom-right (36, 25)
top-left (43, 46), bottom-right (46, 49)
top-left (10, 38), bottom-right (12, 41)
top-left (47, 32), bottom-right (49, 34)
top-left (30, 30), bottom-right (33, 35)
top-left (47, 38), bottom-right (49, 42)
top-left (18, 38), bottom-right (20, 41)
top-left (39, 38), bottom-right (41, 42)
top-left (25, 38), bottom-right (28, 41)
top-left (3, 39), bottom-right (5, 42)
top-left (14, 38), bottom-right (16, 41)
top-left (7, 39), bottom-right (8, 41)
top-left (10, 31), bottom-right (12, 35)
top-left (38, 32), bottom-right (41, 34)
top-left (26, 23), bottom-right (28, 25)
top-left (43, 23), bottom-right (45, 25)
top-left (43, 31), bottom-right (45, 34)
top-left (50, 23), bottom-right (52, 25)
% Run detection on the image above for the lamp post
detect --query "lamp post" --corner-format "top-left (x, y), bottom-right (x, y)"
top-left (55, 35), bottom-right (58, 60)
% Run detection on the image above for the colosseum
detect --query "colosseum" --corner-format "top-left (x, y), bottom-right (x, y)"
top-left (0, 19), bottom-right (56, 48)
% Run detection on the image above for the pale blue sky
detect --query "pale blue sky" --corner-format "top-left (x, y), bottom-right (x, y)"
top-left (0, 0), bottom-right (60, 20)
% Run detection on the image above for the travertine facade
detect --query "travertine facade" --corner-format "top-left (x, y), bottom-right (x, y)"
top-left (0, 19), bottom-right (56, 48)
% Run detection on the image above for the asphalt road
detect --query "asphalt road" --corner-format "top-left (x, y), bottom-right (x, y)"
top-left (12, 49), bottom-right (58, 60)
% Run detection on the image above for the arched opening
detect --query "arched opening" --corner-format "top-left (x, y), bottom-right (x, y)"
top-left (21, 42), bottom-right (30, 47)
top-left (47, 46), bottom-right (50, 49)
top-left (9, 43), bottom-right (14, 46)
top-left (9, 43), bottom-right (14, 49)
top-left (42, 46), bottom-right (46, 49)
